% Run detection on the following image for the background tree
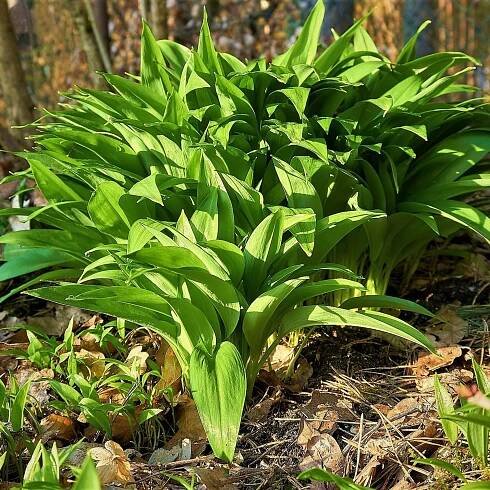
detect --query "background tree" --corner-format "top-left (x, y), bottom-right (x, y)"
top-left (0, 0), bottom-right (34, 149)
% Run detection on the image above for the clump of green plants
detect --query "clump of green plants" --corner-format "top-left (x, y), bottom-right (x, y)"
top-left (2, 0), bottom-right (489, 461)
top-left (410, 359), bottom-right (490, 488)
top-left (435, 358), bottom-right (490, 467)
top-left (1, 441), bottom-right (101, 490)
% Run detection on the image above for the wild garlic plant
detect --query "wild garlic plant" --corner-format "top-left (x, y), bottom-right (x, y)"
top-left (4, 0), bottom-right (487, 460)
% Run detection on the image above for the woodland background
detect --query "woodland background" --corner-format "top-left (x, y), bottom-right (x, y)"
top-left (0, 0), bottom-right (489, 157)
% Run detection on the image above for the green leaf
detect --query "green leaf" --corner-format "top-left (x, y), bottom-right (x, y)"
top-left (0, 246), bottom-right (77, 282)
top-left (27, 285), bottom-right (184, 354)
top-left (315, 15), bottom-right (367, 73)
top-left (138, 408), bottom-right (163, 424)
top-left (414, 457), bottom-right (465, 481)
top-left (243, 212), bottom-right (284, 300)
top-left (399, 201), bottom-right (490, 243)
top-left (73, 455), bottom-right (101, 490)
top-left (190, 342), bottom-right (246, 462)
top-left (197, 9), bottom-right (222, 75)
top-left (460, 482), bottom-right (490, 490)
top-left (0, 452), bottom-right (7, 471)
top-left (273, 157), bottom-right (323, 216)
top-left (10, 380), bottom-right (31, 432)
top-left (340, 295), bottom-right (433, 317)
top-left (88, 181), bottom-right (150, 238)
top-left (298, 467), bottom-right (374, 489)
top-left (29, 157), bottom-right (83, 203)
top-left (49, 381), bottom-right (82, 406)
top-left (278, 306), bottom-right (435, 352)
top-left (397, 21), bottom-right (432, 63)
top-left (434, 375), bottom-right (459, 445)
top-left (274, 0), bottom-right (324, 67)
top-left (244, 278), bottom-right (307, 358)
top-left (141, 21), bottom-right (172, 96)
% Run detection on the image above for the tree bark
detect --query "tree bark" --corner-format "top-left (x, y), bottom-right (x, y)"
top-left (71, 0), bottom-right (107, 86)
top-left (91, 0), bottom-right (111, 68)
top-left (0, 0), bottom-right (34, 149)
top-left (150, 0), bottom-right (168, 40)
top-left (139, 0), bottom-right (150, 21)
top-left (354, 0), bottom-right (404, 60)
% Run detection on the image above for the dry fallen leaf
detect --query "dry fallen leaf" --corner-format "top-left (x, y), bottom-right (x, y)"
top-left (98, 387), bottom-right (125, 405)
top-left (110, 411), bottom-right (139, 444)
top-left (299, 432), bottom-right (344, 473)
top-left (424, 305), bottom-right (467, 347)
top-left (269, 344), bottom-right (295, 373)
top-left (247, 389), bottom-right (282, 423)
top-left (14, 364), bottom-right (54, 404)
top-left (165, 396), bottom-right (207, 457)
top-left (75, 349), bottom-right (105, 378)
top-left (386, 397), bottom-right (420, 425)
top-left (67, 442), bottom-right (101, 467)
top-left (365, 437), bottom-right (393, 457)
top-left (416, 368), bottom-right (473, 393)
top-left (285, 357), bottom-right (313, 392)
top-left (81, 315), bottom-right (104, 328)
top-left (40, 414), bottom-right (76, 442)
top-left (455, 253), bottom-right (490, 281)
top-left (411, 346), bottom-right (463, 377)
top-left (89, 440), bottom-right (133, 485)
top-left (196, 466), bottom-right (236, 490)
top-left (300, 390), bottom-right (355, 435)
top-left (155, 345), bottom-right (182, 395)
top-left (126, 345), bottom-right (149, 375)
top-left (27, 306), bottom-right (91, 337)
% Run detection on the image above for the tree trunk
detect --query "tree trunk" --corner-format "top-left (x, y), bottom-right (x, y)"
top-left (91, 0), bottom-right (111, 66)
top-left (150, 0), bottom-right (168, 40)
top-left (354, 0), bottom-right (404, 60)
top-left (0, 0), bottom-right (34, 149)
top-left (139, 0), bottom-right (150, 21)
top-left (71, 0), bottom-right (107, 86)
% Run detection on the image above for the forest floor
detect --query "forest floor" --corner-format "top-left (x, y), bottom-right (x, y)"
top-left (0, 246), bottom-right (489, 489)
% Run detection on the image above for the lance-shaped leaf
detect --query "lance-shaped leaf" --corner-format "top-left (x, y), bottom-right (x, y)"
top-left (190, 342), bottom-right (246, 462)
top-left (274, 0), bottom-right (324, 67)
top-left (278, 305), bottom-right (435, 352)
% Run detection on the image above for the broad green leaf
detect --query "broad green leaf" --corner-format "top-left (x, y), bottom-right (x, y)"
top-left (310, 211), bottom-right (384, 263)
top-left (0, 246), bottom-right (78, 281)
top-left (141, 21), bottom-right (172, 96)
top-left (244, 278), bottom-right (306, 358)
top-left (460, 482), bottom-right (490, 489)
top-left (278, 306), bottom-right (435, 352)
top-left (190, 342), bottom-right (246, 462)
top-left (273, 0), bottom-right (324, 67)
top-left (298, 467), bottom-right (374, 489)
top-left (434, 374), bottom-right (458, 444)
top-left (27, 285), bottom-right (189, 357)
top-left (10, 381), bottom-right (31, 432)
top-left (340, 295), bottom-right (433, 317)
top-left (243, 212), bottom-right (284, 300)
top-left (414, 457), bottom-right (465, 481)
top-left (49, 381), bottom-right (82, 408)
top-left (399, 201), bottom-right (490, 243)
top-left (197, 9), bottom-right (222, 75)
top-left (397, 21), bottom-right (432, 63)
top-left (29, 158), bottom-right (83, 203)
top-left (315, 15), bottom-right (367, 73)
top-left (273, 157), bottom-right (323, 216)
top-left (73, 455), bottom-right (101, 490)
top-left (88, 181), bottom-right (150, 238)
